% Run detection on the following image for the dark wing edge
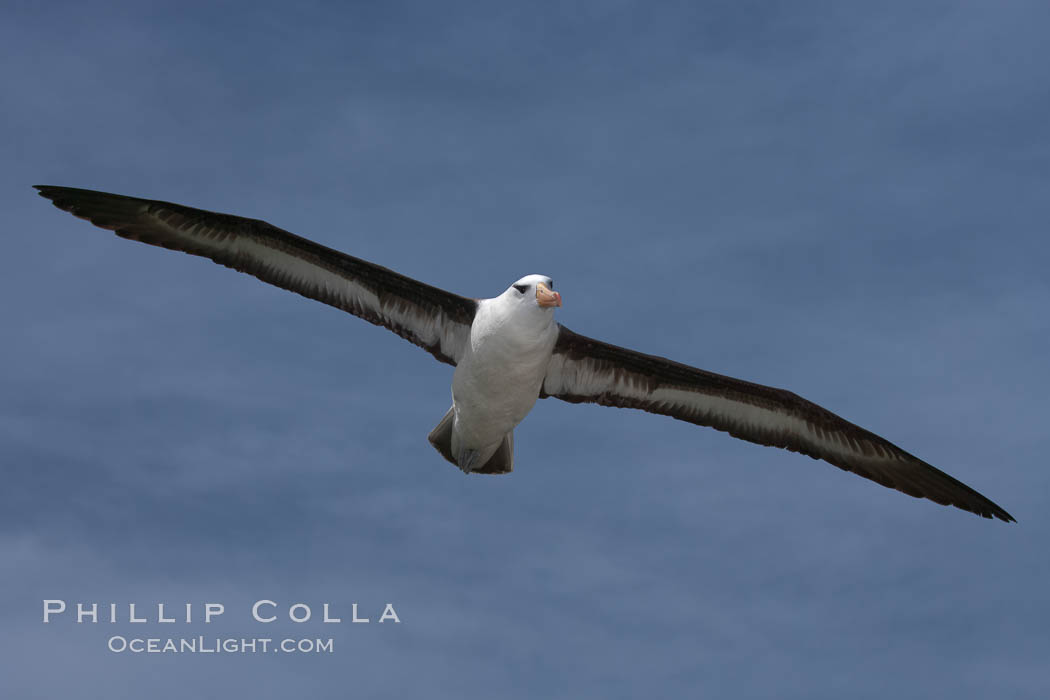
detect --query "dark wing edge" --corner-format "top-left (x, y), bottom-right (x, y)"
top-left (35, 185), bottom-right (476, 365)
top-left (541, 324), bottom-right (1014, 523)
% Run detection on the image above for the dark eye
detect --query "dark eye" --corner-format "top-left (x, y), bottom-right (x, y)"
top-left (547, 281), bottom-right (554, 290)
top-left (513, 284), bottom-right (528, 294)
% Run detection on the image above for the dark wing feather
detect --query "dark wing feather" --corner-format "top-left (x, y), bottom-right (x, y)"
top-left (35, 186), bottom-right (476, 365)
top-left (542, 324), bottom-right (1014, 522)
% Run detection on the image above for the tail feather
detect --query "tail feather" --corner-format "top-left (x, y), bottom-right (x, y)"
top-left (427, 406), bottom-right (457, 466)
top-left (427, 406), bottom-right (514, 475)
top-left (474, 432), bottom-right (514, 475)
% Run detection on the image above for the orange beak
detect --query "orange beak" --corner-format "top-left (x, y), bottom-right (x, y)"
top-left (536, 282), bottom-right (562, 308)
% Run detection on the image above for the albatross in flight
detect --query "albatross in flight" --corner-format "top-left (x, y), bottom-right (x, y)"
top-left (34, 185), bottom-right (1014, 522)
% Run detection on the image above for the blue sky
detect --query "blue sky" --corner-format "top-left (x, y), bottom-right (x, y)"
top-left (2, 1), bottom-right (1048, 697)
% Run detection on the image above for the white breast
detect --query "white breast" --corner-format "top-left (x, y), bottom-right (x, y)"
top-left (451, 297), bottom-right (558, 449)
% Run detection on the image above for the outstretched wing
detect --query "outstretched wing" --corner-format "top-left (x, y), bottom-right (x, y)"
top-left (542, 324), bottom-right (1014, 522)
top-left (35, 186), bottom-right (476, 365)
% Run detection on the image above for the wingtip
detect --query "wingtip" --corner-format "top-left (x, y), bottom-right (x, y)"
top-left (34, 186), bottom-right (80, 215)
top-left (34, 184), bottom-right (96, 199)
top-left (33, 184), bottom-right (65, 201)
top-left (982, 502), bottom-right (1016, 523)
top-left (985, 495), bottom-right (1016, 523)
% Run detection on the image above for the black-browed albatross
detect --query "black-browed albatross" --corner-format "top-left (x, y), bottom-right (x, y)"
top-left (34, 185), bottom-right (1014, 522)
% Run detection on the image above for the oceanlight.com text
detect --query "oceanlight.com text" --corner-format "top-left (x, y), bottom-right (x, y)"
top-left (107, 636), bottom-right (334, 654)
